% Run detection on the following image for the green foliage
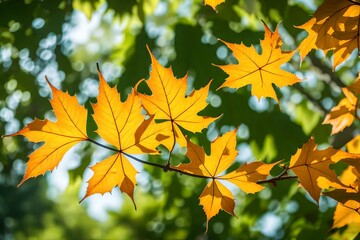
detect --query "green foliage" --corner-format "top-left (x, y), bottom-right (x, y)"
top-left (0, 0), bottom-right (359, 239)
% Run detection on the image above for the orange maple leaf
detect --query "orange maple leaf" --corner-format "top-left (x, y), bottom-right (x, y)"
top-left (3, 78), bottom-right (88, 186)
top-left (297, 0), bottom-right (360, 69)
top-left (216, 22), bottom-right (300, 102)
top-left (137, 46), bottom-right (218, 148)
top-left (204, 0), bottom-right (225, 11)
top-left (331, 203), bottom-right (360, 229)
top-left (174, 130), bottom-right (277, 229)
top-left (323, 88), bottom-right (358, 135)
top-left (81, 67), bottom-right (170, 206)
top-left (326, 166), bottom-right (360, 229)
top-left (289, 137), bottom-right (360, 203)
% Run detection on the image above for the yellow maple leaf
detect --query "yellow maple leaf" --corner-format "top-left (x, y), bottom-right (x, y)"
top-left (3, 78), bottom-right (88, 186)
top-left (216, 22), bottom-right (300, 102)
top-left (331, 203), bottom-right (360, 229)
top-left (174, 130), bottom-right (276, 229)
top-left (81, 67), bottom-right (170, 206)
top-left (137, 46), bottom-right (218, 148)
top-left (289, 137), bottom-right (360, 203)
top-left (323, 88), bottom-right (358, 135)
top-left (204, 0), bottom-right (225, 11)
top-left (297, 0), bottom-right (360, 69)
top-left (326, 166), bottom-right (360, 229)
top-left (200, 179), bottom-right (235, 229)
top-left (219, 161), bottom-right (278, 194)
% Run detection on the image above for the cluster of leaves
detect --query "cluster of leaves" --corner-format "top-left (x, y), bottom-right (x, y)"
top-left (3, 0), bottom-right (360, 233)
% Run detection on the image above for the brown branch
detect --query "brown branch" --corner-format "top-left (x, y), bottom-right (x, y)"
top-left (86, 138), bottom-right (209, 179)
top-left (87, 138), bottom-right (298, 183)
top-left (257, 176), bottom-right (298, 185)
top-left (256, 166), bottom-right (298, 186)
top-left (308, 54), bottom-right (346, 88)
top-left (293, 84), bottom-right (327, 114)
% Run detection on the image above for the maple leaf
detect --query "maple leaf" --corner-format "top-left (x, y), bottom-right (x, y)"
top-left (2, 78), bottom-right (88, 186)
top-left (174, 130), bottom-right (277, 229)
top-left (216, 21), bottom-right (300, 102)
top-left (81, 67), bottom-right (170, 206)
top-left (331, 203), bottom-right (360, 229)
top-left (325, 166), bottom-right (360, 229)
top-left (289, 137), bottom-right (360, 203)
top-left (137, 46), bottom-right (218, 148)
top-left (204, 0), bottom-right (225, 11)
top-left (323, 88), bottom-right (358, 135)
top-left (218, 161), bottom-right (278, 194)
top-left (297, 0), bottom-right (360, 69)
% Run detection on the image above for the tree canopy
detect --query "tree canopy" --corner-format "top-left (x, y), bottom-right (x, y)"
top-left (1, 0), bottom-right (360, 239)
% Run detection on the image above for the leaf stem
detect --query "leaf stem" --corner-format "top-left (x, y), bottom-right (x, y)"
top-left (86, 138), bottom-right (119, 152)
top-left (164, 121), bottom-right (177, 171)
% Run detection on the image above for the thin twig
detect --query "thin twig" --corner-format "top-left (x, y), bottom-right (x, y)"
top-left (86, 137), bottom-right (209, 179)
top-left (308, 54), bottom-right (346, 88)
top-left (257, 176), bottom-right (298, 185)
top-left (124, 152), bottom-right (210, 179)
top-left (293, 84), bottom-right (327, 114)
top-left (256, 166), bottom-right (297, 185)
top-left (86, 138), bottom-right (298, 183)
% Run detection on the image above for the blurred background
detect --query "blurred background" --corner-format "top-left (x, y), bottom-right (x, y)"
top-left (1, 0), bottom-right (359, 239)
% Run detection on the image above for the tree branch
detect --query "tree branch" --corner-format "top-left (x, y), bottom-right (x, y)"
top-left (86, 138), bottom-right (299, 183)
top-left (293, 84), bottom-right (327, 114)
top-left (308, 54), bottom-right (346, 88)
top-left (86, 137), bottom-right (209, 179)
top-left (256, 167), bottom-right (298, 186)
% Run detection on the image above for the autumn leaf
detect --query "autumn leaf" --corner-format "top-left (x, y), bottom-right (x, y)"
top-left (174, 130), bottom-right (276, 229)
top-left (325, 189), bottom-right (360, 212)
top-left (325, 166), bottom-right (360, 229)
top-left (199, 179), bottom-right (235, 229)
top-left (204, 0), bottom-right (225, 11)
top-left (331, 203), bottom-right (360, 229)
top-left (297, 0), bottom-right (360, 68)
top-left (81, 66), bottom-right (170, 206)
top-left (323, 88), bottom-right (358, 135)
top-left (137, 46), bottom-right (218, 148)
top-left (289, 137), bottom-right (360, 203)
top-left (2, 78), bottom-right (88, 186)
top-left (340, 166), bottom-right (360, 190)
top-left (219, 161), bottom-right (278, 194)
top-left (216, 21), bottom-right (300, 102)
